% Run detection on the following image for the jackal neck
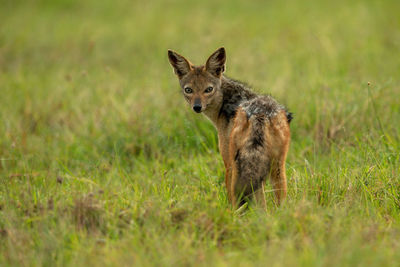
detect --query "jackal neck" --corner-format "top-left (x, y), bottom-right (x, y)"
top-left (217, 76), bottom-right (257, 122)
top-left (202, 75), bottom-right (257, 133)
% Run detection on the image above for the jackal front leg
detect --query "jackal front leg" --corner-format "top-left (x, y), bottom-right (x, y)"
top-left (254, 183), bottom-right (267, 209)
top-left (225, 165), bottom-right (234, 204)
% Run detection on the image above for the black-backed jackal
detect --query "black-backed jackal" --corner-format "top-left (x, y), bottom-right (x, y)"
top-left (168, 47), bottom-right (292, 209)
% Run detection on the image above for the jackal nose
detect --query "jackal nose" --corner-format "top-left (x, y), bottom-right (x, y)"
top-left (193, 104), bottom-right (202, 113)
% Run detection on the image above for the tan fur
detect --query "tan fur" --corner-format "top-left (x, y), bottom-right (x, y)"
top-left (264, 110), bottom-right (290, 204)
top-left (227, 108), bottom-right (250, 206)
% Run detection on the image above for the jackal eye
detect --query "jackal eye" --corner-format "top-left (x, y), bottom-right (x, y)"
top-left (184, 87), bottom-right (193, 94)
top-left (205, 86), bottom-right (213, 93)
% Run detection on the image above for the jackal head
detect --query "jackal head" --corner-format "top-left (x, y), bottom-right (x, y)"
top-left (168, 47), bottom-right (226, 114)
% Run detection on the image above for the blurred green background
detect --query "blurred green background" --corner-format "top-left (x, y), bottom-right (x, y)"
top-left (1, 0), bottom-right (399, 266)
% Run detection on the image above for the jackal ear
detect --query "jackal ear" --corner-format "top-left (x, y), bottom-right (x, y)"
top-left (168, 50), bottom-right (193, 78)
top-left (205, 47), bottom-right (226, 77)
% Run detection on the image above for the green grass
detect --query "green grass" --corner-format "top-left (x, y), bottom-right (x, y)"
top-left (1, 0), bottom-right (400, 266)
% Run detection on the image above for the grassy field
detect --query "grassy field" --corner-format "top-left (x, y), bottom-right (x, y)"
top-left (1, 0), bottom-right (400, 266)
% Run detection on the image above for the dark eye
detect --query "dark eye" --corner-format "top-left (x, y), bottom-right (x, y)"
top-left (205, 87), bottom-right (213, 93)
top-left (184, 87), bottom-right (193, 94)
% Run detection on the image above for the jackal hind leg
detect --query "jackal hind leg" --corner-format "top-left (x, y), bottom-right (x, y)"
top-left (270, 161), bottom-right (287, 206)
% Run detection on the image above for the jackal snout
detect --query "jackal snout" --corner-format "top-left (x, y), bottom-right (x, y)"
top-left (192, 98), bottom-right (202, 113)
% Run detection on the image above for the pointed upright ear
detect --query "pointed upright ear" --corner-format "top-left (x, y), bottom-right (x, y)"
top-left (168, 50), bottom-right (193, 78)
top-left (205, 47), bottom-right (226, 77)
